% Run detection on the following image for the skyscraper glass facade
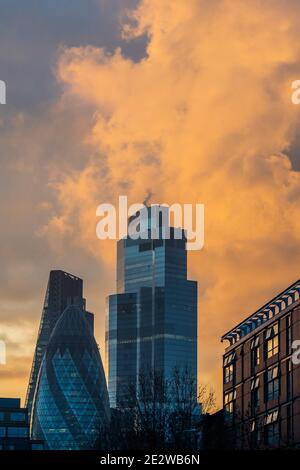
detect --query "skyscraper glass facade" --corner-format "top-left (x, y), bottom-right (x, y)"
top-left (106, 206), bottom-right (198, 408)
top-left (31, 305), bottom-right (110, 450)
top-left (26, 270), bottom-right (92, 420)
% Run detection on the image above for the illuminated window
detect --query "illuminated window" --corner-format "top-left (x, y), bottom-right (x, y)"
top-left (224, 352), bottom-right (236, 384)
top-left (224, 364), bottom-right (234, 384)
top-left (224, 390), bottom-right (236, 420)
top-left (224, 352), bottom-right (236, 366)
top-left (265, 323), bottom-right (279, 359)
top-left (251, 336), bottom-right (260, 371)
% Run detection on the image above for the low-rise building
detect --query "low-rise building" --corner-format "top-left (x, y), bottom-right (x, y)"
top-left (221, 279), bottom-right (300, 448)
top-left (0, 398), bottom-right (44, 450)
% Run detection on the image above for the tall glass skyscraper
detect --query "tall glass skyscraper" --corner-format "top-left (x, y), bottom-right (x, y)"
top-left (31, 305), bottom-right (110, 450)
top-left (26, 270), bottom-right (92, 420)
top-left (106, 206), bottom-right (198, 408)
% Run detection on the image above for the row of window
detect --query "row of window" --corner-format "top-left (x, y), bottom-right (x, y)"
top-left (249, 408), bottom-right (279, 446)
top-left (250, 366), bottom-right (280, 411)
top-left (0, 411), bottom-right (26, 422)
top-left (0, 442), bottom-right (43, 450)
top-left (251, 421), bottom-right (279, 447)
top-left (225, 359), bottom-right (293, 418)
top-left (251, 404), bottom-right (293, 448)
top-left (224, 317), bottom-right (293, 384)
top-left (0, 426), bottom-right (29, 438)
top-left (0, 444), bottom-right (17, 450)
top-left (225, 406), bottom-right (293, 447)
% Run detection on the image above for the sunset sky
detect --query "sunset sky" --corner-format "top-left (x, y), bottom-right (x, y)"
top-left (1, 0), bottom-right (300, 406)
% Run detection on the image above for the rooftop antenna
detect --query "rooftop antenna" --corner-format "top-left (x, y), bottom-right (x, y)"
top-left (143, 190), bottom-right (153, 207)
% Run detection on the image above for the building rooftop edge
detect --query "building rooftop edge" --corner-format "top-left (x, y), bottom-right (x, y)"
top-left (221, 279), bottom-right (300, 347)
top-left (50, 269), bottom-right (82, 282)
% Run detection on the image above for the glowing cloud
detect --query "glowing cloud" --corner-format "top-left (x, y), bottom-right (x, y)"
top-left (43, 0), bottom-right (300, 401)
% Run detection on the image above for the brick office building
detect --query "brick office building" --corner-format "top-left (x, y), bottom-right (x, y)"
top-left (221, 280), bottom-right (300, 449)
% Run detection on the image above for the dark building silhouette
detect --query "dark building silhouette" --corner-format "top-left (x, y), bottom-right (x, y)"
top-left (31, 305), bottom-right (110, 450)
top-left (201, 410), bottom-right (227, 450)
top-left (0, 398), bottom-right (44, 450)
top-left (26, 270), bottom-right (92, 420)
top-left (106, 206), bottom-right (198, 408)
top-left (221, 279), bottom-right (300, 449)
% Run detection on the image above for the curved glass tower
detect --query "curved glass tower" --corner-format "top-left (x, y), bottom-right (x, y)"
top-left (26, 270), bottom-right (87, 421)
top-left (31, 305), bottom-right (110, 450)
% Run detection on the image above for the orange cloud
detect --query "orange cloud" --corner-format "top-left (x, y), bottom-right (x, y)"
top-left (41, 0), bottom-right (300, 404)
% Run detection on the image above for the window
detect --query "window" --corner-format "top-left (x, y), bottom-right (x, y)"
top-left (264, 409), bottom-right (279, 446)
top-left (265, 323), bottom-right (279, 359)
top-left (265, 408), bottom-right (278, 424)
top-left (224, 364), bottom-right (234, 384)
top-left (0, 412), bottom-right (4, 421)
top-left (0, 427), bottom-right (6, 437)
top-left (250, 420), bottom-right (261, 448)
top-left (251, 377), bottom-right (260, 413)
top-left (7, 427), bottom-right (28, 438)
top-left (139, 242), bottom-right (152, 252)
top-left (287, 359), bottom-right (292, 400)
top-left (251, 336), bottom-right (260, 371)
top-left (153, 239), bottom-right (163, 249)
top-left (224, 352), bottom-right (236, 383)
top-left (10, 412), bottom-right (26, 422)
top-left (265, 422), bottom-right (279, 447)
top-left (286, 315), bottom-right (292, 355)
top-left (224, 390), bottom-right (236, 420)
top-left (287, 404), bottom-right (293, 446)
top-left (224, 352), bottom-right (236, 366)
top-left (31, 443), bottom-right (44, 450)
top-left (265, 366), bottom-right (279, 402)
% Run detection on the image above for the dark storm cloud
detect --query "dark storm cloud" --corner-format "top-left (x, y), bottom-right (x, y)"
top-left (0, 0), bottom-right (145, 108)
top-left (0, 1), bottom-right (145, 400)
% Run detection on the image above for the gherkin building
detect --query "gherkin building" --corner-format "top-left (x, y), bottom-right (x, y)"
top-left (31, 305), bottom-right (110, 450)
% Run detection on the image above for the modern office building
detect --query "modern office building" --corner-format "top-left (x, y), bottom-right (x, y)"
top-left (221, 279), bottom-right (300, 448)
top-left (106, 205), bottom-right (198, 408)
top-left (26, 270), bottom-right (92, 420)
top-left (0, 398), bottom-right (44, 450)
top-left (31, 304), bottom-right (110, 450)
